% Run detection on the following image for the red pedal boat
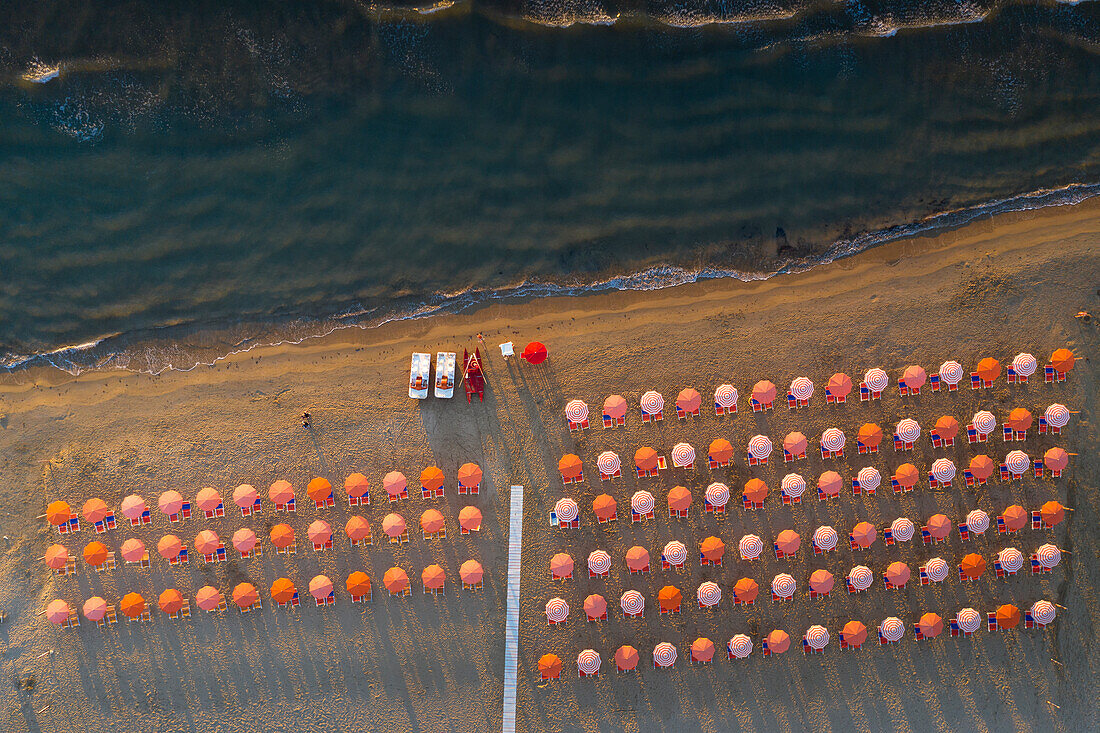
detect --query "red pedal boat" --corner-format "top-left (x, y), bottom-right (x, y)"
top-left (463, 348), bottom-right (485, 403)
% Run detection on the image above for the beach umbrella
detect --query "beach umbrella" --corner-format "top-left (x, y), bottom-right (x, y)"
top-left (975, 357), bottom-right (1001, 383)
top-left (1012, 352), bottom-right (1037, 377)
top-left (848, 566), bottom-right (873, 591)
top-left (998, 547), bottom-right (1024, 573)
top-left (893, 463), bottom-right (919, 490)
top-left (345, 515), bottom-right (371, 541)
top-left (538, 654), bottom-right (563, 680)
top-left (307, 477), bottom-right (334, 504)
top-left (83, 541), bottom-right (109, 567)
top-left (120, 538), bottom-right (146, 563)
top-left (734, 578), bottom-right (759, 604)
top-left (545, 597), bottom-right (569, 623)
top-left (620, 590), bottom-right (645, 616)
top-left (631, 490), bottom-right (655, 515)
top-left (46, 501), bottom-right (71, 527)
top-left (83, 596), bottom-right (107, 622)
top-left (196, 586), bottom-right (223, 612)
top-left (233, 484), bottom-right (258, 510)
top-left (812, 525), bottom-right (838, 552)
top-left (592, 494), bottom-right (617, 521)
top-left (841, 621), bottom-right (868, 647)
top-left (966, 509), bottom-right (990, 534)
top-left (818, 471), bottom-right (842, 498)
top-left (1050, 348), bottom-right (1076, 373)
top-left (781, 473), bottom-right (806, 500)
top-left (863, 368), bottom-right (889, 392)
top-left (1000, 505), bottom-right (1027, 532)
top-left (381, 514), bottom-right (407, 540)
top-left (969, 455), bottom-right (995, 480)
top-left (918, 612), bottom-right (944, 639)
top-left (120, 593), bottom-right (146, 619)
top-left (667, 486), bottom-right (691, 513)
top-left (1036, 544), bottom-right (1061, 569)
top-left (459, 560), bottom-right (483, 586)
top-left (551, 553), bottom-right (574, 578)
top-left (46, 600), bottom-right (70, 625)
top-left (422, 565), bottom-right (446, 591)
top-left (232, 583), bottom-right (258, 609)
top-left (697, 582), bottom-right (721, 608)
top-left (81, 498), bottom-right (110, 524)
top-left (459, 506), bottom-right (482, 533)
top-left (309, 575), bottom-right (334, 601)
top-left (1044, 448), bottom-right (1070, 472)
top-left (653, 642), bottom-right (678, 668)
top-left (419, 467), bottom-right (444, 492)
top-left (996, 604), bottom-right (1022, 630)
top-left (596, 451), bottom-right (621, 477)
top-left (789, 377), bottom-right (814, 401)
top-left (809, 569), bottom-right (834, 595)
top-left (691, 638), bottom-right (715, 663)
top-left (640, 391), bottom-right (664, 415)
top-left (521, 342), bottom-right (547, 364)
top-left (901, 365), bottom-right (927, 390)
top-left (308, 520), bottom-right (333, 546)
top-left (1040, 501), bottom-right (1065, 527)
top-left (120, 494), bottom-right (147, 521)
top-left (615, 645), bottom-right (640, 671)
top-left (658, 586), bottom-right (682, 612)
top-left (857, 423), bottom-right (883, 449)
top-left (419, 509), bottom-right (445, 535)
top-left (155, 535), bottom-right (183, 562)
top-left (885, 562), bottom-right (910, 587)
top-left (603, 395), bottom-right (627, 419)
top-left (269, 479), bottom-right (294, 505)
top-left (383, 567), bottom-right (410, 595)
top-left (747, 435), bottom-right (773, 460)
top-left (1031, 601), bottom-right (1056, 625)
top-left (896, 418), bottom-right (920, 443)
top-left (1044, 403), bottom-right (1071, 429)
top-left (924, 557), bottom-right (949, 582)
top-left (856, 467), bottom-right (881, 492)
top-left (382, 472), bottom-right (407, 499)
top-left (157, 491), bottom-right (183, 516)
top-left (714, 385), bottom-right (738, 410)
top-left (930, 458), bottom-right (956, 483)
top-left (634, 447), bottom-right (658, 471)
top-left (805, 625), bottom-right (829, 651)
top-left (926, 514), bottom-right (952, 540)
top-left (564, 400), bottom-right (589, 424)
top-left (232, 528), bottom-right (257, 554)
top-left (662, 541), bottom-right (687, 566)
top-left (821, 428), bottom-right (846, 453)
top-left (344, 473), bottom-right (370, 499)
top-left (1006, 408), bottom-right (1033, 432)
top-left (708, 439), bottom-right (734, 464)
top-left (557, 455), bottom-right (582, 480)
top-left (270, 523), bottom-right (296, 548)
top-left (775, 529), bottom-right (800, 555)
top-left (270, 578), bottom-right (296, 604)
top-left (587, 550), bottom-right (611, 576)
top-left (934, 415), bottom-right (960, 440)
top-left (577, 649), bottom-right (601, 675)
top-left (193, 531), bottom-right (219, 556)
top-left (890, 518), bottom-right (915, 543)
top-left (738, 534), bottom-right (762, 560)
top-left (554, 498), bottom-right (579, 523)
top-left (457, 463), bottom-right (483, 490)
top-left (626, 545), bottom-right (651, 572)
top-left (751, 380), bottom-right (776, 405)
top-left (1005, 450), bottom-right (1030, 477)
top-left (765, 630), bottom-right (790, 654)
top-left (676, 388), bottom-right (702, 414)
top-left (827, 373), bottom-right (852, 399)
top-left (583, 594), bottom-right (607, 620)
top-left (783, 432), bottom-right (807, 457)
top-left (938, 360), bottom-right (964, 386)
top-left (771, 573), bottom-right (796, 599)
top-left (671, 442), bottom-right (695, 468)
top-left (743, 478), bottom-right (768, 505)
top-left (45, 544), bottom-right (68, 570)
top-left (970, 412), bottom-right (997, 438)
top-left (851, 522), bottom-right (876, 549)
top-left (196, 487), bottom-right (222, 513)
top-left (705, 482), bottom-right (729, 508)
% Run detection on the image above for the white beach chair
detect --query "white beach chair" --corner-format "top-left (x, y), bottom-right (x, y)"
top-left (409, 353), bottom-right (430, 399)
top-left (434, 352), bottom-right (456, 398)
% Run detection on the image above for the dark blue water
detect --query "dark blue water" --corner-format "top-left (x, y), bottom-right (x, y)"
top-left (2, 1), bottom-right (1099, 373)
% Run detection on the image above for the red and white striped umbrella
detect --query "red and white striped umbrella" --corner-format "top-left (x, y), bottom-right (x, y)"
top-left (972, 410), bottom-right (997, 434)
top-left (956, 608), bottom-right (981, 633)
top-left (588, 550), bottom-right (612, 575)
top-left (554, 498), bottom-right (578, 522)
top-left (856, 467), bottom-right (881, 492)
top-left (747, 435), bottom-right (773, 460)
top-left (631, 491), bottom-right (655, 515)
top-left (705, 483), bottom-right (730, 507)
top-left (771, 573), bottom-right (796, 598)
top-left (780, 473), bottom-right (806, 498)
top-left (728, 635), bottom-right (752, 659)
top-left (848, 565), bottom-right (873, 591)
top-left (924, 557), bottom-right (949, 582)
top-left (577, 649), bottom-right (601, 675)
top-left (597, 451), bottom-right (621, 475)
top-left (640, 391), bottom-right (664, 414)
top-left (1005, 450), bottom-right (1030, 476)
top-left (620, 590), bottom-right (644, 615)
top-left (880, 617), bottom-right (905, 642)
top-left (790, 377), bottom-right (814, 400)
top-left (938, 360), bottom-right (964, 385)
top-left (697, 582), bottom-right (721, 607)
top-left (671, 443), bottom-right (696, 468)
top-left (997, 547), bottom-right (1024, 573)
top-left (813, 525), bottom-right (838, 551)
top-left (805, 625), bottom-right (829, 650)
top-left (821, 428), bottom-right (845, 452)
top-left (545, 598), bottom-right (569, 622)
top-left (890, 518), bottom-right (915, 543)
top-left (564, 400), bottom-right (589, 423)
top-left (896, 419), bottom-right (920, 443)
top-left (739, 534), bottom-right (763, 560)
top-left (715, 384), bottom-right (738, 408)
top-left (931, 458), bottom-right (956, 483)
top-left (1031, 600), bottom-right (1056, 625)
top-left (1036, 544), bottom-right (1061, 569)
top-left (653, 642), bottom-right (677, 667)
top-left (1044, 403), bottom-right (1071, 428)
top-left (1012, 352), bottom-right (1037, 377)
top-left (966, 509), bottom-right (989, 534)
top-left (662, 541), bottom-right (687, 566)
top-left (863, 368), bottom-right (889, 392)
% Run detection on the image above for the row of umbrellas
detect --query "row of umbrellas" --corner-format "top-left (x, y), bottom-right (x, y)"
top-left (540, 598), bottom-right (1059, 675)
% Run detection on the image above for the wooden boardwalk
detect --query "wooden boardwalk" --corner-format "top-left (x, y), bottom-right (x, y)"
top-left (502, 485), bottom-right (523, 733)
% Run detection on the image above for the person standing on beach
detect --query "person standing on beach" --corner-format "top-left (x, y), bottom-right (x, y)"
top-left (301, 412), bottom-right (311, 428)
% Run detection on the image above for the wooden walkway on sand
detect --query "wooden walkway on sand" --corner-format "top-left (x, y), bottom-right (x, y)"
top-left (502, 485), bottom-right (523, 733)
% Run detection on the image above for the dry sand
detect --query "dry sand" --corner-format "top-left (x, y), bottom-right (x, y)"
top-left (0, 198), bottom-right (1097, 733)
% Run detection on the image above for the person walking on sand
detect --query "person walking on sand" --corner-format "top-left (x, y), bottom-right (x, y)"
top-left (477, 333), bottom-right (485, 344)
top-left (301, 412), bottom-right (311, 428)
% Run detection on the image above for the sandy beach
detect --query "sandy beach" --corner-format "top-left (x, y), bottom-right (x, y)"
top-left (0, 197), bottom-right (1097, 733)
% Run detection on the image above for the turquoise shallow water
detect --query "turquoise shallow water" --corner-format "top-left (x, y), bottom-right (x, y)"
top-left (1, 2), bottom-right (1099, 372)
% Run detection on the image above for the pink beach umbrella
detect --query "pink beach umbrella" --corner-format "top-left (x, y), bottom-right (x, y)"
top-left (157, 534), bottom-right (182, 561)
top-left (232, 528), bottom-right (257, 554)
top-left (196, 487), bottom-right (222, 513)
top-left (196, 586), bottom-right (223, 612)
top-left (308, 520), bottom-right (332, 546)
top-left (83, 596), bottom-right (107, 622)
top-left (194, 531), bottom-right (220, 555)
top-left (901, 365), bottom-right (927, 390)
top-left (383, 513), bottom-right (407, 539)
top-left (309, 575), bottom-right (334, 601)
top-left (120, 494), bottom-right (147, 521)
top-left (45, 544), bottom-right (69, 570)
top-left (676, 388), bottom-right (702, 414)
top-left (46, 600), bottom-right (71, 625)
top-left (269, 479), bottom-right (294, 505)
top-left (603, 395), bottom-right (627, 419)
top-left (382, 472), bottom-right (407, 499)
top-left (120, 538), bottom-right (146, 563)
top-left (233, 484), bottom-right (258, 510)
top-left (1044, 448), bottom-right (1070, 472)
top-left (157, 490), bottom-right (184, 516)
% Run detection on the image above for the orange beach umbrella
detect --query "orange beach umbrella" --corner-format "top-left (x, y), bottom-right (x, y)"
top-left (347, 571), bottom-right (372, 596)
top-left (420, 466), bottom-right (445, 490)
top-left (765, 630), bottom-right (791, 654)
top-left (457, 463), bottom-right (483, 488)
top-left (158, 589), bottom-right (184, 614)
top-left (969, 454), bottom-right (994, 480)
top-left (700, 537), bottom-right (725, 562)
top-left (422, 565), bottom-right (446, 590)
top-left (658, 585), bottom-right (682, 612)
top-left (156, 535), bottom-right (182, 561)
top-left (539, 654), bottom-right (562, 679)
top-left (196, 586), bottom-right (223, 611)
top-left (382, 513), bottom-right (406, 538)
top-left (459, 506), bottom-right (482, 532)
top-left (270, 523), bottom-right (295, 548)
top-left (307, 520), bottom-right (332, 545)
top-left (995, 604), bottom-right (1021, 629)
top-left (734, 578), bottom-right (759, 604)
top-left (926, 514), bottom-right (952, 540)
top-left (1000, 504), bottom-right (1027, 532)
top-left (918, 612), bottom-right (944, 638)
top-left (120, 494), bottom-right (146, 520)
top-left (933, 415), bottom-right (959, 439)
top-left (1040, 501), bottom-right (1065, 526)
top-left (271, 578), bottom-right (296, 604)
top-left (157, 491), bottom-right (184, 515)
top-left (81, 498), bottom-right (110, 524)
top-left (751, 380), bottom-right (777, 404)
top-left (893, 463), bottom-right (919, 488)
top-left (857, 423), bottom-right (883, 448)
top-left (842, 621), bottom-right (868, 647)
top-left (193, 531), bottom-right (219, 555)
top-left (45, 544), bottom-right (69, 570)
top-left (121, 538), bottom-right (146, 562)
top-left (232, 583), bottom-right (258, 609)
top-left (603, 395), bottom-right (627, 419)
top-left (676, 388), bottom-right (701, 413)
top-left (592, 494), bottom-right (617, 521)
top-left (851, 522), bottom-right (876, 548)
top-left (307, 477), bottom-right (333, 502)
top-left (195, 487), bottom-right (221, 512)
top-left (420, 509), bottom-right (445, 534)
top-left (83, 541), bottom-right (109, 566)
top-left (976, 357), bottom-right (1001, 382)
top-left (708, 439), bottom-right (734, 463)
top-left (46, 501), bottom-right (71, 526)
top-left (383, 567), bottom-right (410, 594)
top-left (634, 447), bottom-right (658, 470)
top-left (743, 478), bottom-right (768, 504)
top-left (668, 486), bottom-right (691, 512)
top-left (1006, 408), bottom-right (1033, 432)
top-left (233, 484), bottom-right (258, 509)
top-left (268, 480), bottom-right (294, 505)
top-left (232, 528), bottom-right (257, 553)
top-left (460, 560), bottom-right (484, 586)
top-left (558, 454), bottom-right (582, 479)
top-left (521, 342), bottom-right (547, 364)
top-left (346, 515), bottom-right (371, 541)
top-left (120, 593), bottom-right (146, 619)
top-left (775, 530), bottom-right (800, 555)
top-left (626, 546), bottom-right (650, 571)
top-left (960, 553), bottom-right (986, 579)
top-left (615, 645), bottom-right (640, 671)
top-left (1050, 348), bottom-right (1075, 373)
top-left (344, 473), bottom-right (370, 498)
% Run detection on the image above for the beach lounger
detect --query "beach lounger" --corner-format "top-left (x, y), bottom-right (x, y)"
top-left (434, 352), bottom-right (456, 398)
top-left (409, 352), bottom-right (431, 399)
